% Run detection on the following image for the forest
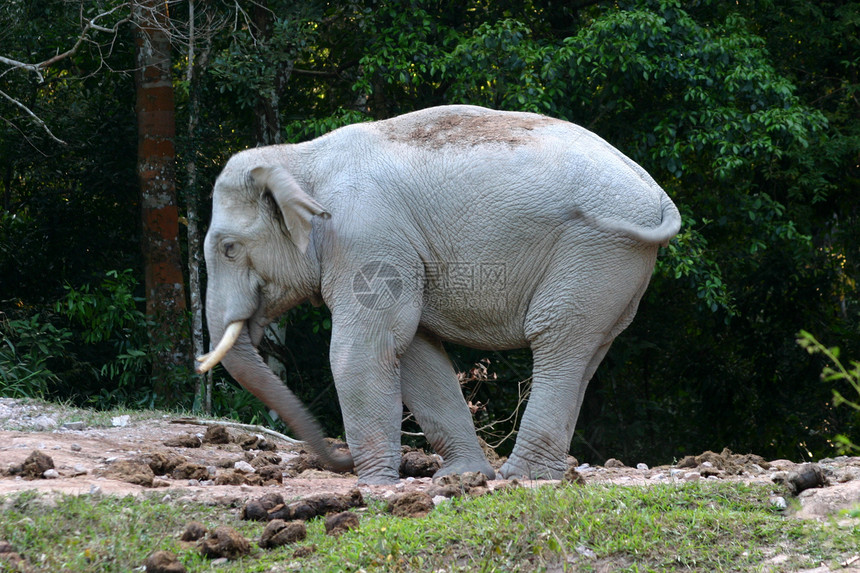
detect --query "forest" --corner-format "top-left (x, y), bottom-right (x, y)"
top-left (0, 0), bottom-right (857, 467)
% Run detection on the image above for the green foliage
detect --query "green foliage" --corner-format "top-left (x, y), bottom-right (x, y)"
top-left (52, 270), bottom-right (158, 408)
top-left (0, 311), bottom-right (72, 398)
top-left (798, 331), bottom-right (860, 454)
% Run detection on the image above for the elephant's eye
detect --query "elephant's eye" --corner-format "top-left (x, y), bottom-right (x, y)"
top-left (223, 242), bottom-right (237, 260)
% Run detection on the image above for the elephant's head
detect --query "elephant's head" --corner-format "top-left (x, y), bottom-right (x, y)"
top-left (196, 152), bottom-right (352, 471)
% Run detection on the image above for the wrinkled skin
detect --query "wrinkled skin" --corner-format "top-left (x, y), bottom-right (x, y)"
top-left (200, 105), bottom-right (681, 484)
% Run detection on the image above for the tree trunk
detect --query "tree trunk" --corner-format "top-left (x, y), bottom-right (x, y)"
top-left (251, 0), bottom-right (286, 146)
top-left (184, 0), bottom-right (213, 413)
top-left (133, 0), bottom-right (189, 401)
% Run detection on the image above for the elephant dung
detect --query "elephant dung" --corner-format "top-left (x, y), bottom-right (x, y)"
top-left (171, 463), bottom-right (208, 481)
top-left (241, 493), bottom-right (284, 521)
top-left (104, 460), bottom-right (155, 487)
top-left (198, 527), bottom-right (251, 560)
top-left (292, 545), bottom-right (317, 558)
top-left (21, 450), bottom-right (54, 479)
top-left (179, 522), bottom-right (207, 542)
top-left (325, 512), bottom-right (360, 536)
top-left (399, 449), bottom-right (440, 478)
top-left (202, 425), bottom-right (231, 445)
top-left (563, 467), bottom-right (586, 485)
top-left (0, 540), bottom-right (28, 572)
top-left (144, 550), bottom-right (186, 573)
top-left (259, 520), bottom-right (307, 549)
top-left (387, 491), bottom-right (435, 518)
top-left (142, 452), bottom-right (188, 476)
top-left (163, 434), bottom-right (202, 448)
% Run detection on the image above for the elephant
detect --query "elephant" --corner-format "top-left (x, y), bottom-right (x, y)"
top-left (197, 104), bottom-right (681, 484)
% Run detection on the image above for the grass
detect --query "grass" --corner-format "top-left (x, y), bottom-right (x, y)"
top-left (0, 481), bottom-right (858, 572)
top-left (0, 397), bottom-right (199, 431)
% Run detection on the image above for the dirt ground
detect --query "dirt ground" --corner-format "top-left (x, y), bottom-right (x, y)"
top-left (1, 397), bottom-right (860, 526)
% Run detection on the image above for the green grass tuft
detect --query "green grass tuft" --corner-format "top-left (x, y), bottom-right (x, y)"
top-left (0, 482), bottom-right (858, 572)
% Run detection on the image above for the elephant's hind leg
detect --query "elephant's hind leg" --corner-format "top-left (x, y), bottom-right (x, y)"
top-left (400, 330), bottom-right (496, 479)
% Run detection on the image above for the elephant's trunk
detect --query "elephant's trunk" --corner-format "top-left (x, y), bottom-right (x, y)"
top-left (198, 322), bottom-right (354, 473)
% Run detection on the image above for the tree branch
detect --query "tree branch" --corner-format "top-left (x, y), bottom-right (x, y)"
top-left (0, 88), bottom-right (65, 144)
top-left (0, 3), bottom-right (130, 144)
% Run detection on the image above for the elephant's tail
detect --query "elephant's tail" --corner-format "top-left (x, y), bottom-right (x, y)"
top-left (574, 192), bottom-right (681, 246)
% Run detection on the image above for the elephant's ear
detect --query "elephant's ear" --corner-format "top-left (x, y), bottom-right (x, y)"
top-left (249, 166), bottom-right (331, 254)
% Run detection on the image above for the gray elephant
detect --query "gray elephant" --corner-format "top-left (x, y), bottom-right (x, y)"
top-left (197, 105), bottom-right (681, 484)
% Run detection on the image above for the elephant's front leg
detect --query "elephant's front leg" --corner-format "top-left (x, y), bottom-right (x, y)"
top-left (329, 314), bottom-right (417, 485)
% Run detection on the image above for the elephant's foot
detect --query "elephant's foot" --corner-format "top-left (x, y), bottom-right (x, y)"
top-left (433, 457), bottom-right (496, 481)
top-left (498, 455), bottom-right (565, 481)
top-left (355, 468), bottom-right (400, 485)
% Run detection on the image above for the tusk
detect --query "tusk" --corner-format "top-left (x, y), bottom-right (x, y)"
top-left (196, 321), bottom-right (244, 373)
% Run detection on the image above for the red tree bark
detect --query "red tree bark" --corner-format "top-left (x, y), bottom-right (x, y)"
top-left (134, 0), bottom-right (189, 399)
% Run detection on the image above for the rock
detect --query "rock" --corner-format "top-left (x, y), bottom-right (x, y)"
top-left (233, 461), bottom-right (255, 473)
top-left (636, 463), bottom-right (649, 471)
top-left (604, 458), bottom-right (625, 468)
top-left (325, 512), bottom-right (360, 536)
top-left (399, 449), bottom-right (441, 478)
top-left (22, 450), bottom-right (54, 479)
top-left (71, 443), bottom-right (82, 452)
top-left (30, 415), bottom-right (57, 431)
top-left (105, 460), bottom-right (155, 487)
top-left (163, 435), bottom-right (202, 449)
top-left (783, 463), bottom-right (828, 495)
top-left (198, 527), bottom-right (251, 560)
top-left (111, 415), bottom-right (130, 427)
top-left (180, 522), bottom-right (207, 542)
top-left (770, 496), bottom-right (788, 510)
top-left (145, 550), bottom-right (186, 573)
top-left (202, 425), bottom-right (231, 444)
top-left (260, 520), bottom-right (307, 549)
top-left (172, 463), bottom-right (208, 481)
top-left (42, 469), bottom-right (60, 479)
top-left (387, 491), bottom-right (434, 518)
top-left (61, 421), bottom-right (86, 431)
top-left (432, 495), bottom-right (451, 506)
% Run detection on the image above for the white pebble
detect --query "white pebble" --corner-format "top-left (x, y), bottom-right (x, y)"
top-left (636, 463), bottom-right (649, 471)
top-left (233, 461), bottom-right (255, 473)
